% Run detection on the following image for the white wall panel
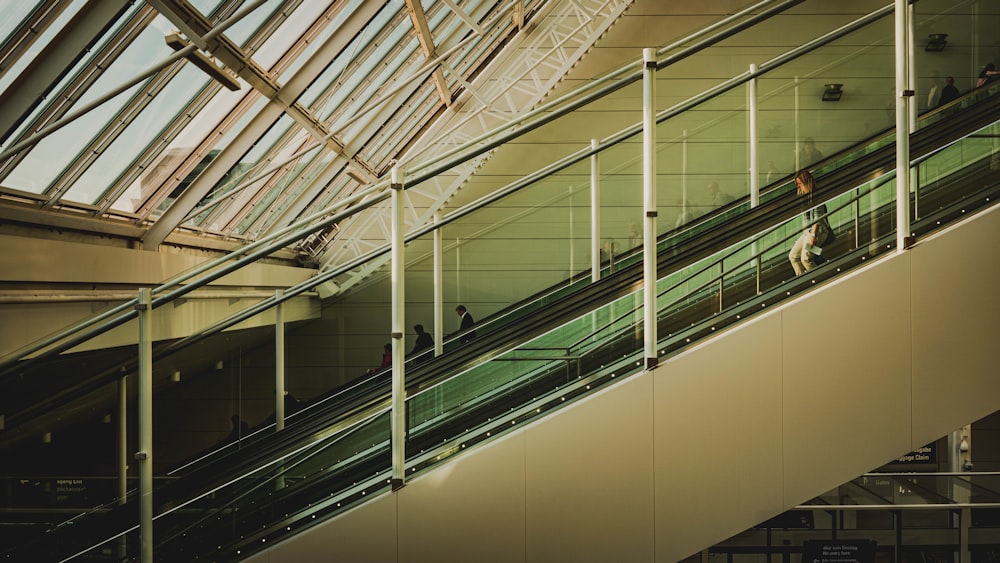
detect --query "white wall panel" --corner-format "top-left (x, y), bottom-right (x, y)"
top-left (397, 433), bottom-right (527, 563)
top-left (525, 376), bottom-right (654, 563)
top-left (781, 252), bottom-right (913, 505)
top-left (911, 205), bottom-right (1000, 446)
top-left (250, 493), bottom-right (397, 563)
top-left (654, 312), bottom-right (785, 561)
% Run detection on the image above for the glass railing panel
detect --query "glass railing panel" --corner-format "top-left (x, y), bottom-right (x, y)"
top-left (436, 156), bottom-right (595, 314)
top-left (657, 87), bottom-right (748, 228)
top-left (596, 132), bottom-right (643, 258)
top-left (758, 8), bottom-right (895, 180)
top-left (148, 410), bottom-right (393, 562)
top-left (37, 115), bottom-right (998, 563)
top-left (913, 0), bottom-right (1000, 115)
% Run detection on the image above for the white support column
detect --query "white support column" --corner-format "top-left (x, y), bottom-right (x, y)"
top-left (895, 0), bottom-right (913, 252)
top-left (117, 376), bottom-right (127, 505)
top-left (433, 213), bottom-right (443, 357)
top-left (390, 167), bottom-right (406, 490)
top-left (275, 289), bottom-right (285, 431)
top-left (794, 76), bottom-right (800, 172)
top-left (907, 2), bottom-right (917, 131)
top-left (590, 139), bottom-right (600, 282)
top-left (568, 185), bottom-right (575, 280)
top-left (749, 64), bottom-right (760, 208)
top-left (681, 130), bottom-right (688, 220)
top-left (136, 288), bottom-right (153, 563)
top-left (117, 375), bottom-right (127, 559)
top-left (642, 48), bottom-right (658, 369)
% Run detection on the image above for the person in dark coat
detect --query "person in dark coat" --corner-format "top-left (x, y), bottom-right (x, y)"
top-left (411, 324), bottom-right (434, 362)
top-left (937, 76), bottom-right (960, 106)
top-left (455, 305), bottom-right (476, 343)
top-left (378, 342), bottom-right (391, 370)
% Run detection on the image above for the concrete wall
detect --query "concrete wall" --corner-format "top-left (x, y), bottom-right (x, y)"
top-left (245, 201), bottom-right (1000, 562)
top-left (0, 233), bottom-right (320, 356)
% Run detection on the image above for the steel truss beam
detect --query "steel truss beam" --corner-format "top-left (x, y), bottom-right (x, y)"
top-left (318, 0), bottom-right (634, 296)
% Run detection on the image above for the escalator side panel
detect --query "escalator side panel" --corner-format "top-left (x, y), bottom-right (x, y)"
top-left (250, 205), bottom-right (1000, 563)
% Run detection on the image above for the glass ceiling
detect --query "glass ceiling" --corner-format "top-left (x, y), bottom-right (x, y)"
top-left (0, 0), bottom-right (621, 270)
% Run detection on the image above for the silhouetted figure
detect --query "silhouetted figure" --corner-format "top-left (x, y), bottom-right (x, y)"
top-left (224, 414), bottom-right (250, 443)
top-left (799, 138), bottom-right (823, 167)
top-left (378, 342), bottom-right (392, 370)
top-left (977, 63), bottom-right (999, 88)
top-left (938, 76), bottom-right (960, 106)
top-left (455, 305), bottom-right (476, 343)
top-left (411, 324), bottom-right (434, 361)
top-left (707, 181), bottom-right (735, 208)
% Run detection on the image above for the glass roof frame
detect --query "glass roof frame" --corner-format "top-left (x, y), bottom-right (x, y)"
top-left (0, 0), bottom-right (593, 260)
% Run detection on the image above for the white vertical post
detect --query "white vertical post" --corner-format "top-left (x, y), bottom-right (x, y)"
top-left (642, 48), bottom-right (658, 369)
top-left (433, 213), bottom-right (443, 357)
top-left (681, 130), bottom-right (688, 220)
top-left (907, 2), bottom-right (917, 131)
top-left (895, 0), bottom-right (913, 253)
top-left (590, 139), bottom-right (600, 282)
top-left (749, 64), bottom-right (760, 208)
top-left (136, 288), bottom-right (153, 563)
top-left (117, 376), bottom-right (127, 506)
top-left (390, 166), bottom-right (406, 490)
top-left (117, 375), bottom-right (127, 559)
top-left (794, 76), bottom-right (800, 172)
top-left (274, 289), bottom-right (285, 431)
top-left (568, 185), bottom-right (574, 279)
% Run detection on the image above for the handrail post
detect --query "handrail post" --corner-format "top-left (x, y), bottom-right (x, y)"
top-left (433, 213), bottom-right (443, 358)
top-left (895, 0), bottom-right (913, 252)
top-left (642, 48), bottom-right (658, 370)
top-left (718, 261), bottom-right (725, 313)
top-left (136, 288), bottom-right (153, 563)
top-left (749, 63), bottom-right (760, 207)
top-left (591, 139), bottom-right (601, 282)
top-left (275, 289), bottom-right (285, 431)
top-left (390, 167), bottom-right (406, 491)
top-left (117, 375), bottom-right (127, 560)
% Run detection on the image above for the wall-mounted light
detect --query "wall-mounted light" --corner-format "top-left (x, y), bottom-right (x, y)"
top-left (925, 33), bottom-right (948, 52)
top-left (822, 83), bottom-right (844, 102)
top-left (959, 436), bottom-right (969, 453)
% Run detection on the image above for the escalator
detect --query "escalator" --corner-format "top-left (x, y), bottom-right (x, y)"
top-left (4, 78), bottom-right (999, 561)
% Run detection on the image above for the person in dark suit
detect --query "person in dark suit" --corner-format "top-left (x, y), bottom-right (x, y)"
top-left (411, 324), bottom-right (434, 362)
top-left (937, 76), bottom-right (960, 107)
top-left (455, 305), bottom-right (476, 343)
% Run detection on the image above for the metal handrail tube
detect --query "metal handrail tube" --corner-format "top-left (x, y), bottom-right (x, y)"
top-left (0, 1), bottom-right (902, 381)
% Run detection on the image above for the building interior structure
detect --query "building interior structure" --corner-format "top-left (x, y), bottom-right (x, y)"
top-left (0, 0), bottom-right (999, 561)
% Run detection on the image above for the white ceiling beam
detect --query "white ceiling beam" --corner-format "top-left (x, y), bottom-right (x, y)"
top-left (440, 0), bottom-right (485, 35)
